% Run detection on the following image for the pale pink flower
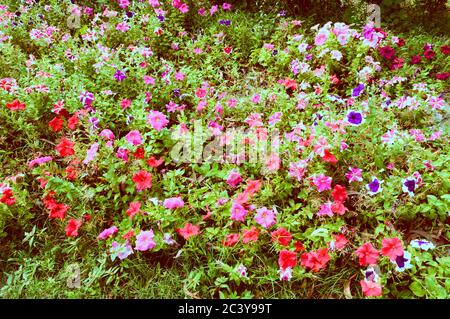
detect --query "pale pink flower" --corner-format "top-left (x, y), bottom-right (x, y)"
top-left (254, 207), bottom-right (276, 228)
top-left (98, 226), bottom-right (118, 240)
top-left (143, 75), bottom-right (155, 85)
top-left (245, 113), bottom-right (263, 127)
top-left (135, 230), bottom-right (156, 251)
top-left (116, 22), bottom-right (130, 32)
top-left (266, 154), bottom-right (281, 171)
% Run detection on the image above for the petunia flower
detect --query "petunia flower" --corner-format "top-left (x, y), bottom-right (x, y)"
top-left (132, 170), bottom-right (152, 192)
top-left (135, 230), bottom-right (156, 251)
top-left (381, 237), bottom-right (403, 261)
top-left (366, 177), bottom-right (383, 195)
top-left (163, 197), bottom-right (184, 209)
top-left (177, 223), bottom-right (200, 240)
top-left (254, 207), bottom-right (276, 228)
top-left (147, 110), bottom-right (169, 131)
top-left (356, 242), bottom-right (379, 266)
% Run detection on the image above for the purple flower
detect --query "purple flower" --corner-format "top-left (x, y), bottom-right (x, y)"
top-left (219, 19), bottom-right (231, 26)
top-left (402, 177), bottom-right (416, 197)
top-left (83, 142), bottom-right (99, 165)
top-left (352, 83), bottom-right (365, 97)
top-left (114, 69), bottom-right (127, 82)
top-left (346, 110), bottom-right (363, 125)
top-left (366, 177), bottom-right (383, 195)
top-left (88, 117), bottom-right (99, 130)
top-left (79, 91), bottom-right (95, 107)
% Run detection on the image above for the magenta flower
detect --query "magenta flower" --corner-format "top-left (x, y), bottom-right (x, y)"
top-left (116, 22), bottom-right (130, 32)
top-left (125, 130), bottom-right (143, 146)
top-left (163, 197), bottom-right (184, 209)
top-left (147, 110), bottom-right (169, 131)
top-left (230, 202), bottom-right (248, 222)
top-left (98, 226), bottom-right (118, 240)
top-left (312, 174), bottom-right (332, 192)
top-left (100, 129), bottom-right (115, 140)
top-left (226, 170), bottom-right (242, 188)
top-left (28, 156), bottom-right (53, 168)
top-left (317, 202), bottom-right (333, 217)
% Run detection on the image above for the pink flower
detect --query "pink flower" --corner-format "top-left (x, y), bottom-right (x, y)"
top-left (174, 71), bottom-right (185, 81)
top-left (144, 76), bottom-right (155, 85)
top-left (356, 243), bottom-right (379, 266)
top-left (116, 22), bottom-right (130, 32)
top-left (288, 160), bottom-right (308, 181)
top-left (380, 237), bottom-right (403, 261)
top-left (125, 130), bottom-right (143, 146)
top-left (268, 112), bottom-right (282, 125)
top-left (360, 280), bottom-right (382, 297)
top-left (98, 226), bottom-right (118, 240)
top-left (117, 147), bottom-right (129, 162)
top-left (266, 154), bottom-right (281, 171)
top-left (83, 142), bottom-right (99, 165)
top-left (226, 170), bottom-right (242, 188)
top-left (100, 129), bottom-right (115, 140)
top-left (195, 88), bottom-right (207, 98)
top-left (210, 4), bottom-right (218, 16)
top-left (230, 202), bottom-right (248, 222)
top-left (147, 110), bottom-right (169, 131)
top-left (135, 230), bottom-right (156, 251)
top-left (251, 94), bottom-right (261, 104)
top-left (346, 167), bottom-right (363, 183)
top-left (254, 207), bottom-right (276, 228)
top-left (312, 174), bottom-right (332, 192)
top-left (245, 113), bottom-right (263, 127)
top-left (315, 30), bottom-right (329, 46)
top-left (163, 197), bottom-right (184, 209)
top-left (177, 223), bottom-right (200, 240)
top-left (222, 3), bottom-right (232, 10)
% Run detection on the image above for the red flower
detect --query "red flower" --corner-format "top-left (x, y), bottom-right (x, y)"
top-left (244, 179), bottom-right (261, 197)
top-left (378, 46), bottom-right (395, 60)
top-left (322, 149), bottom-right (338, 164)
top-left (126, 201), bottom-right (141, 219)
top-left (49, 116), bottom-right (64, 132)
top-left (49, 203), bottom-right (70, 219)
top-left (380, 237), bottom-right (403, 261)
top-left (271, 227), bottom-right (292, 246)
top-left (440, 45), bottom-right (450, 55)
top-left (332, 234), bottom-right (348, 250)
top-left (67, 113), bottom-right (79, 130)
top-left (122, 229), bottom-right (135, 239)
top-left (147, 156), bottom-right (164, 168)
top-left (223, 233), bottom-right (240, 247)
top-left (242, 226), bottom-right (259, 243)
top-left (410, 55), bottom-right (421, 64)
top-left (424, 49), bottom-right (435, 60)
top-left (390, 57), bottom-right (404, 70)
top-left (0, 188), bottom-right (16, 206)
top-left (300, 248), bottom-right (330, 272)
top-left (133, 147), bottom-right (145, 159)
top-left (65, 218), bottom-right (82, 237)
top-left (5, 99), bottom-right (25, 110)
top-left (278, 250), bottom-right (296, 270)
top-left (331, 201), bottom-right (347, 215)
top-left (56, 137), bottom-right (75, 157)
top-left (224, 46), bottom-right (232, 55)
top-left (396, 38), bottom-right (405, 47)
top-left (132, 170), bottom-right (152, 192)
top-left (360, 280), bottom-right (382, 297)
top-left (294, 241), bottom-right (305, 252)
top-left (331, 185), bottom-right (348, 202)
top-left (355, 242), bottom-right (379, 266)
top-left (65, 166), bottom-right (77, 181)
top-left (177, 223), bottom-right (200, 240)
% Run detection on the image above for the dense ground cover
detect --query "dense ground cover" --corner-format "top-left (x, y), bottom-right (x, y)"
top-left (0, 1), bottom-right (449, 298)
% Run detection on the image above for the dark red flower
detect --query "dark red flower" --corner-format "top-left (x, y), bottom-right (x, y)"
top-left (410, 55), bottom-right (421, 64)
top-left (436, 72), bottom-right (450, 80)
top-left (133, 147), bottom-right (145, 159)
top-left (224, 46), bottom-right (232, 55)
top-left (396, 38), bottom-right (405, 47)
top-left (424, 49), bottom-right (435, 60)
top-left (378, 46), bottom-right (395, 60)
top-left (440, 45), bottom-right (450, 55)
top-left (294, 241), bottom-right (305, 252)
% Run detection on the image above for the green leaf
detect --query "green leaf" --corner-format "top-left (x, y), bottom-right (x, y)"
top-left (409, 281), bottom-right (425, 297)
